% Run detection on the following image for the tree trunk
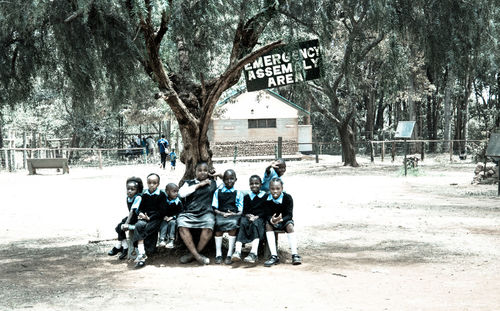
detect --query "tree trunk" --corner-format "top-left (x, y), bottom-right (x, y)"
top-left (364, 92), bottom-right (375, 140)
top-left (374, 91), bottom-right (385, 134)
top-left (443, 69), bottom-right (454, 151)
top-left (337, 120), bottom-right (359, 167)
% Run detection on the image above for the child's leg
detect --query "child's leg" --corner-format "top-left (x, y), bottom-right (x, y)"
top-left (265, 223), bottom-right (278, 257)
top-left (227, 229), bottom-right (237, 257)
top-left (159, 220), bottom-right (168, 241)
top-left (285, 223), bottom-right (298, 255)
top-left (250, 238), bottom-right (260, 254)
top-left (167, 220), bottom-right (176, 240)
top-left (214, 231), bottom-right (223, 257)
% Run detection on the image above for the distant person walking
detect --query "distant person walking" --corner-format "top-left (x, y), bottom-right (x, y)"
top-left (157, 135), bottom-right (169, 169)
top-left (146, 136), bottom-right (155, 159)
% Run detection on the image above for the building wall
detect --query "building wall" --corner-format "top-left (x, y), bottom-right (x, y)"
top-left (208, 90), bottom-right (302, 157)
top-left (209, 118), bottom-right (298, 142)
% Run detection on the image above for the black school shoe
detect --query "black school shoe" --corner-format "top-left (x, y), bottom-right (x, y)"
top-left (214, 256), bottom-right (223, 264)
top-left (264, 255), bottom-right (280, 267)
top-left (119, 249), bottom-right (129, 260)
top-left (108, 247), bottom-right (123, 256)
top-left (292, 254), bottom-right (302, 265)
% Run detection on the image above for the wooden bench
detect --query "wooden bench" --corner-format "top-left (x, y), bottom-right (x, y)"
top-left (27, 158), bottom-right (69, 175)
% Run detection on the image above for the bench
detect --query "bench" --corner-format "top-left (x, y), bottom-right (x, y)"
top-left (27, 158), bottom-right (69, 175)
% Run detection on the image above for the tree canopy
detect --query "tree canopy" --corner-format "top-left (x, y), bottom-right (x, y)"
top-left (1, 0), bottom-right (499, 175)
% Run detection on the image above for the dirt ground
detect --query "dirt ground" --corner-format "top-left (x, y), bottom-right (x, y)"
top-left (0, 155), bottom-right (499, 311)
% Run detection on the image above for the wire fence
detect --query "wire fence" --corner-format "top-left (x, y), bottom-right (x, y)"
top-left (0, 139), bottom-right (490, 172)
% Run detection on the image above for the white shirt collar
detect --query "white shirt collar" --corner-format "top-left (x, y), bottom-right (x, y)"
top-left (144, 188), bottom-right (160, 196)
top-left (249, 190), bottom-right (266, 200)
top-left (267, 193), bottom-right (284, 204)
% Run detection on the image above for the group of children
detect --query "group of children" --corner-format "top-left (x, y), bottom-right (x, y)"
top-left (108, 159), bottom-right (302, 269)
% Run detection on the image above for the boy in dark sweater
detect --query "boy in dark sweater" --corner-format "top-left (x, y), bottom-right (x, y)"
top-left (264, 178), bottom-right (302, 267)
top-left (159, 183), bottom-right (182, 249)
top-left (133, 173), bottom-right (167, 268)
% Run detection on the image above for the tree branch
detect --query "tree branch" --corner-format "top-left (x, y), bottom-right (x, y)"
top-left (200, 40), bottom-right (284, 134)
top-left (155, 0), bottom-right (172, 46)
top-left (64, 0), bottom-right (95, 23)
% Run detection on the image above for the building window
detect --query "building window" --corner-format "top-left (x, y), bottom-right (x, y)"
top-left (248, 119), bottom-right (276, 128)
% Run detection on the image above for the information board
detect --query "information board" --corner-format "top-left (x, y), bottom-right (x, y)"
top-left (394, 121), bottom-right (416, 139)
top-left (486, 133), bottom-right (500, 161)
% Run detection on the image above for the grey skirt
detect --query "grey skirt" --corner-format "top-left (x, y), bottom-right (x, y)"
top-left (214, 214), bottom-right (241, 232)
top-left (177, 212), bottom-right (215, 229)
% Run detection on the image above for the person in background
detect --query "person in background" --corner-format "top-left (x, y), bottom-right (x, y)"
top-left (157, 135), bottom-right (169, 169)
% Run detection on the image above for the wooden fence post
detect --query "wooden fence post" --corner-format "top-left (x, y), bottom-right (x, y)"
top-left (370, 141), bottom-right (374, 162)
top-left (392, 141), bottom-right (396, 162)
top-left (381, 141), bottom-right (385, 162)
top-left (98, 149), bottom-right (103, 169)
top-left (421, 141), bottom-right (425, 161)
top-left (449, 141), bottom-right (453, 162)
top-left (277, 137), bottom-right (282, 159)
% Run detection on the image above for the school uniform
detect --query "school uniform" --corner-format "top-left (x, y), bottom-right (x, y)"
top-left (177, 179), bottom-right (217, 229)
top-left (261, 167), bottom-right (283, 192)
top-left (115, 194), bottom-right (142, 241)
top-left (264, 192), bottom-right (294, 230)
top-left (213, 186), bottom-right (244, 232)
top-left (133, 188), bottom-right (167, 244)
top-left (159, 197), bottom-right (183, 241)
top-left (236, 190), bottom-right (267, 244)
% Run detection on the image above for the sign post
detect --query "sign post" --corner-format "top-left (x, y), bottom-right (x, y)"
top-left (394, 121), bottom-right (416, 176)
top-left (244, 39), bottom-right (321, 92)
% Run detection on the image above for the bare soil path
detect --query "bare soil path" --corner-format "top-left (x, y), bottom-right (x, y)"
top-left (0, 155), bottom-right (499, 310)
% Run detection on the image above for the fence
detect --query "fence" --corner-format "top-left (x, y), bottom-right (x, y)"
top-left (0, 139), bottom-right (489, 172)
top-left (0, 147), bottom-right (149, 172)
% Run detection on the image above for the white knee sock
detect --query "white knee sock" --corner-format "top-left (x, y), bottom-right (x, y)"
top-left (266, 231), bottom-right (278, 256)
top-left (235, 241), bottom-right (242, 253)
top-left (250, 238), bottom-right (260, 255)
top-left (138, 243), bottom-right (145, 255)
top-left (287, 232), bottom-right (298, 255)
top-left (215, 236), bottom-right (223, 257)
top-left (121, 239), bottom-right (128, 249)
top-left (227, 236), bottom-right (236, 257)
top-left (114, 241), bottom-right (122, 249)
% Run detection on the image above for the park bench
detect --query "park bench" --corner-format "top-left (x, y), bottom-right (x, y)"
top-left (27, 158), bottom-right (69, 175)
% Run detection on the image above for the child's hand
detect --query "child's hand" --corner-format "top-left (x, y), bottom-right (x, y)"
top-left (165, 216), bottom-right (173, 222)
top-left (121, 224), bottom-right (129, 231)
top-left (246, 214), bottom-right (254, 220)
top-left (271, 160), bottom-right (280, 169)
top-left (223, 212), bottom-right (232, 218)
top-left (271, 213), bottom-right (283, 225)
top-left (138, 213), bottom-right (150, 221)
top-left (199, 179), bottom-right (211, 187)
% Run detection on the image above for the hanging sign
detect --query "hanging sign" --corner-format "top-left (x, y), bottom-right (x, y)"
top-left (243, 39), bottom-right (321, 92)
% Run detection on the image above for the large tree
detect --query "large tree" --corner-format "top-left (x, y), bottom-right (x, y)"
top-left (1, 0), bottom-right (284, 181)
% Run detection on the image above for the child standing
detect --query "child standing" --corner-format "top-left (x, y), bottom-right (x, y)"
top-left (108, 177), bottom-right (143, 260)
top-left (261, 158), bottom-right (286, 192)
top-left (231, 175), bottom-right (267, 264)
top-left (263, 178), bottom-right (302, 267)
top-left (159, 183), bottom-right (182, 249)
top-left (133, 173), bottom-right (167, 268)
top-left (169, 149), bottom-right (177, 170)
top-left (212, 169), bottom-right (244, 265)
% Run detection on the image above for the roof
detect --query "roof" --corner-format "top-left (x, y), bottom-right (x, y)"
top-left (217, 87), bottom-right (310, 115)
